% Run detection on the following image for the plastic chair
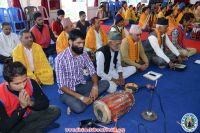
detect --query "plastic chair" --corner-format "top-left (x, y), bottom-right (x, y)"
top-left (7, 7), bottom-right (26, 33)
top-left (0, 8), bottom-right (5, 32)
top-left (38, 6), bottom-right (50, 25)
top-left (0, 8), bottom-right (7, 23)
top-left (0, 8), bottom-right (9, 32)
top-left (24, 6), bottom-right (37, 29)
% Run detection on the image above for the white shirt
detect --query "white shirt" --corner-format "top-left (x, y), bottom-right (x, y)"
top-left (96, 50), bottom-right (123, 81)
top-left (24, 47), bottom-right (34, 71)
top-left (0, 32), bottom-right (20, 57)
top-left (95, 30), bottom-right (103, 49)
top-left (148, 34), bottom-right (180, 63)
top-left (110, 26), bottom-right (129, 36)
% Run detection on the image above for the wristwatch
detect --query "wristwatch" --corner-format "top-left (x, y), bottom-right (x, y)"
top-left (79, 96), bottom-right (84, 101)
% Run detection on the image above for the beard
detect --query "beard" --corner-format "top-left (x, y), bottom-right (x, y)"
top-left (72, 44), bottom-right (84, 55)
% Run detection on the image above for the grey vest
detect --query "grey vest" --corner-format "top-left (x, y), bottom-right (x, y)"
top-left (144, 31), bottom-right (166, 55)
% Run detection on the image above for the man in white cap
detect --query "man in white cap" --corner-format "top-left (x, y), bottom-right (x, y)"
top-left (56, 17), bottom-right (74, 54)
top-left (96, 31), bottom-right (136, 93)
top-left (144, 18), bottom-right (183, 68)
top-left (120, 25), bottom-right (149, 71)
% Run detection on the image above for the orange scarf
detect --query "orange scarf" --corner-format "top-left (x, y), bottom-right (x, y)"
top-left (138, 13), bottom-right (147, 28)
top-left (85, 26), bottom-right (108, 52)
top-left (125, 9), bottom-right (137, 22)
top-left (127, 35), bottom-right (140, 62)
top-left (56, 31), bottom-right (68, 54)
top-left (158, 11), bottom-right (165, 18)
top-left (115, 12), bottom-right (128, 26)
top-left (12, 43), bottom-right (54, 85)
top-left (155, 28), bottom-right (162, 47)
top-left (176, 12), bottom-right (183, 24)
top-left (166, 16), bottom-right (178, 35)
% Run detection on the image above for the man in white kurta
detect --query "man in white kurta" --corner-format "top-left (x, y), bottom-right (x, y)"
top-left (96, 31), bottom-right (136, 93)
top-left (144, 18), bottom-right (183, 68)
top-left (0, 22), bottom-right (20, 76)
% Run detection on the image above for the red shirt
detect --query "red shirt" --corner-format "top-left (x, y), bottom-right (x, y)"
top-left (31, 24), bottom-right (51, 48)
top-left (51, 19), bottom-right (63, 36)
top-left (0, 79), bottom-right (33, 118)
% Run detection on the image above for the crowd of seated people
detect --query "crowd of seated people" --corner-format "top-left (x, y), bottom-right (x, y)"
top-left (0, 1), bottom-right (199, 132)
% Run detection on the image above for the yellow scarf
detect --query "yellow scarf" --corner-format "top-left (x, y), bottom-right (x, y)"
top-left (127, 35), bottom-right (140, 62)
top-left (153, 15), bottom-right (157, 28)
top-left (56, 31), bottom-right (68, 54)
top-left (176, 12), bottom-right (184, 24)
top-left (115, 13), bottom-right (129, 26)
top-left (125, 9), bottom-right (137, 22)
top-left (155, 28), bottom-right (162, 47)
top-left (158, 11), bottom-right (165, 18)
top-left (166, 16), bottom-right (178, 35)
top-left (85, 26), bottom-right (108, 52)
top-left (138, 13), bottom-right (147, 28)
top-left (12, 43), bottom-right (54, 85)
top-left (173, 6), bottom-right (178, 17)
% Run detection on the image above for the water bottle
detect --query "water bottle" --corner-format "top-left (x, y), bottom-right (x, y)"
top-left (48, 56), bottom-right (54, 70)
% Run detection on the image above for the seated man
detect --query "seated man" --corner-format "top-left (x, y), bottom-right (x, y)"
top-left (31, 11), bottom-right (57, 57)
top-left (110, 14), bottom-right (129, 39)
top-left (0, 61), bottom-right (60, 133)
top-left (76, 11), bottom-right (90, 37)
top-left (120, 25), bottom-right (149, 71)
top-left (116, 6), bottom-right (125, 20)
top-left (85, 17), bottom-right (108, 53)
top-left (12, 30), bottom-right (54, 85)
top-left (55, 29), bottom-right (109, 114)
top-left (166, 11), bottom-right (197, 57)
top-left (0, 22), bottom-right (20, 76)
top-left (96, 31), bottom-right (136, 93)
top-left (121, 1), bottom-right (128, 14)
top-left (144, 18), bottom-right (183, 68)
top-left (56, 18), bottom-right (74, 54)
top-left (125, 5), bottom-right (137, 24)
top-left (116, 1), bottom-right (128, 20)
top-left (51, 9), bottom-right (65, 37)
top-left (138, 6), bottom-right (151, 31)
